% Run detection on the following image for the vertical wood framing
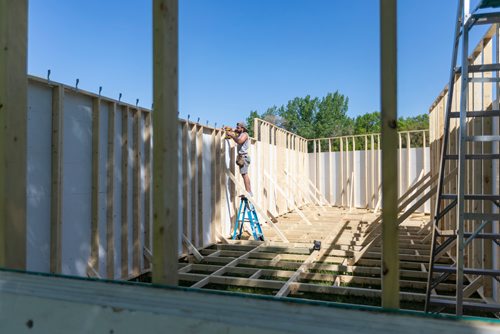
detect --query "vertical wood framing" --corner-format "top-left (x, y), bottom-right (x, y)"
top-left (210, 129), bottom-right (216, 240)
top-left (152, 0), bottom-right (179, 285)
top-left (346, 138), bottom-right (350, 207)
top-left (197, 125), bottom-right (204, 248)
top-left (398, 133), bottom-right (402, 196)
top-left (106, 102), bottom-right (116, 278)
top-left (364, 136), bottom-right (369, 207)
top-left (352, 137), bottom-right (356, 208)
top-left (144, 112), bottom-right (152, 268)
top-left (220, 132), bottom-right (228, 237)
top-left (340, 138), bottom-right (344, 206)
top-left (230, 138), bottom-right (237, 225)
top-left (406, 132), bottom-right (411, 193)
top-left (121, 107), bottom-right (129, 278)
top-left (482, 36), bottom-right (493, 297)
top-left (371, 135), bottom-right (375, 208)
top-left (472, 49), bottom-right (482, 275)
top-left (190, 124), bottom-right (197, 246)
top-left (215, 131), bottom-right (222, 238)
top-left (380, 0), bottom-right (399, 309)
top-left (132, 108), bottom-right (141, 275)
top-left (328, 139), bottom-right (333, 204)
top-left (50, 85), bottom-right (64, 273)
top-left (0, 0), bottom-right (28, 269)
top-left (89, 98), bottom-right (101, 275)
top-left (182, 121), bottom-right (189, 254)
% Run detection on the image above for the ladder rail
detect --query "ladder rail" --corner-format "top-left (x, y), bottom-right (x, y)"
top-left (455, 10), bottom-right (471, 317)
top-left (425, 0), bottom-right (465, 313)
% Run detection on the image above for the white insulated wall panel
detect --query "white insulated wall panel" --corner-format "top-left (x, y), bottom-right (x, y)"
top-left (61, 91), bottom-right (93, 276)
top-left (26, 82), bottom-right (53, 272)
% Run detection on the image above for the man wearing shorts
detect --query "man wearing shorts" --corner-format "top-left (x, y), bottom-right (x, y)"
top-left (227, 121), bottom-right (252, 196)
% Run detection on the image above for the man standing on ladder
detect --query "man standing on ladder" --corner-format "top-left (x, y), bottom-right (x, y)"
top-left (226, 122), bottom-right (253, 196)
top-left (226, 122), bottom-right (264, 241)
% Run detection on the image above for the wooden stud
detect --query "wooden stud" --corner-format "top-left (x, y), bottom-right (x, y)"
top-left (0, 0), bottom-right (28, 269)
top-left (371, 135), bottom-right (375, 209)
top-left (121, 107), bottom-right (129, 278)
top-left (328, 139), bottom-right (333, 204)
top-left (50, 85), bottom-right (64, 274)
top-left (182, 121), bottom-right (189, 254)
top-left (482, 36), bottom-right (493, 297)
top-left (190, 124), bottom-right (197, 246)
top-left (152, 0), bottom-right (179, 285)
top-left (89, 98), bottom-right (101, 275)
top-left (106, 102), bottom-right (116, 278)
top-left (144, 112), bottom-right (152, 268)
top-left (340, 138), bottom-right (344, 207)
top-left (398, 133), bottom-right (402, 197)
top-left (229, 139), bottom-right (237, 227)
top-left (215, 130), bottom-right (226, 243)
top-left (132, 108), bottom-right (141, 276)
top-left (197, 125), bottom-right (204, 248)
top-left (380, 0), bottom-right (399, 309)
top-left (406, 132), bottom-right (411, 196)
top-left (210, 128), bottom-right (216, 240)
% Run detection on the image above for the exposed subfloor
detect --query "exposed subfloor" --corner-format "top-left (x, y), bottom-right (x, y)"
top-left (174, 206), bottom-right (494, 317)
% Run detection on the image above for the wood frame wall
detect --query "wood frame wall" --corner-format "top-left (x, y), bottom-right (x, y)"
top-left (428, 24), bottom-right (499, 301)
top-left (0, 0), bottom-right (28, 269)
top-left (309, 130), bottom-right (429, 211)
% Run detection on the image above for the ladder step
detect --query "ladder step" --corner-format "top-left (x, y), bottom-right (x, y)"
top-left (470, 12), bottom-right (500, 26)
top-left (435, 200), bottom-right (457, 221)
top-left (433, 266), bottom-right (500, 276)
top-left (439, 230), bottom-right (500, 239)
top-left (449, 110), bottom-right (500, 118)
top-left (468, 63), bottom-right (500, 73)
top-left (466, 135), bottom-right (500, 142)
top-left (463, 212), bottom-right (499, 221)
top-left (444, 154), bottom-right (500, 160)
top-left (468, 77), bottom-right (500, 83)
top-left (429, 297), bottom-right (500, 313)
top-left (440, 194), bottom-right (500, 201)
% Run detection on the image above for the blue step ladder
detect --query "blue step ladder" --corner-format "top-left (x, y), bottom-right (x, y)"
top-left (232, 195), bottom-right (264, 241)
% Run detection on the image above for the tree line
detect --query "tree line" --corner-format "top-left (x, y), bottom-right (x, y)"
top-left (245, 91), bottom-right (429, 151)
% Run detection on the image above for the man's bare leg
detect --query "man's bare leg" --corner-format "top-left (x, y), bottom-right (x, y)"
top-left (242, 174), bottom-right (252, 195)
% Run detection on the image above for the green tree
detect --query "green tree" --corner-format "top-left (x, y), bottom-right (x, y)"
top-left (245, 110), bottom-right (259, 137)
top-left (354, 111), bottom-right (381, 134)
top-left (315, 92), bottom-right (352, 138)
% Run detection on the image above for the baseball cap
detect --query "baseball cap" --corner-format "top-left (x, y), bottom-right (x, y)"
top-left (236, 121), bottom-right (247, 129)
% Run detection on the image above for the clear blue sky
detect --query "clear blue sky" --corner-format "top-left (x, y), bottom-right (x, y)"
top-left (28, 0), bottom-right (486, 128)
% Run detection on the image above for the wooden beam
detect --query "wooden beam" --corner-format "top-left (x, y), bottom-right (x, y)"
top-left (182, 121), bottom-right (189, 254)
top-left (182, 234), bottom-right (204, 262)
top-left (152, 0), bottom-right (179, 285)
top-left (121, 107), bottom-right (129, 278)
top-left (132, 108), bottom-right (141, 276)
top-left (89, 98), bottom-right (101, 275)
top-left (50, 85), bottom-right (64, 274)
top-left (380, 0), bottom-right (399, 309)
top-left (263, 171), bottom-right (312, 225)
top-left (0, 0), bottom-right (28, 269)
top-left (144, 113), bottom-right (152, 269)
top-left (106, 102), bottom-right (116, 278)
top-left (190, 124), bottom-right (197, 246)
top-left (197, 125), bottom-right (204, 248)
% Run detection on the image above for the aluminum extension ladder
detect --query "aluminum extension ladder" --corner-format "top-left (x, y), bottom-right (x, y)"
top-left (425, 0), bottom-right (500, 317)
top-left (232, 195), bottom-right (265, 241)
